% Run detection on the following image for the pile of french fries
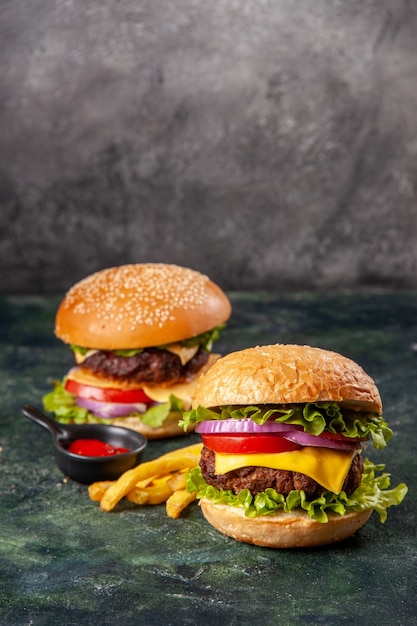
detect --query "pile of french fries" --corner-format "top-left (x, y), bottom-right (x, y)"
top-left (88, 442), bottom-right (203, 518)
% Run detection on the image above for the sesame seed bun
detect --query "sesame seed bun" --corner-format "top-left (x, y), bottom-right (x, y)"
top-left (192, 344), bottom-right (382, 414)
top-left (55, 264), bottom-right (232, 349)
top-left (199, 500), bottom-right (372, 548)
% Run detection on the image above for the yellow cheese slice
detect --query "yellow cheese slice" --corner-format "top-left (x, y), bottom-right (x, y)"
top-left (214, 447), bottom-right (356, 494)
top-left (74, 349), bottom-right (99, 364)
top-left (165, 343), bottom-right (199, 365)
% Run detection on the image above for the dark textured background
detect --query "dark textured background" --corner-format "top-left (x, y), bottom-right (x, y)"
top-left (2, 0), bottom-right (417, 295)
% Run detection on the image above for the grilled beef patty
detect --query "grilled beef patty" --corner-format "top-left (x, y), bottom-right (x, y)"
top-left (200, 446), bottom-right (364, 499)
top-left (81, 347), bottom-right (209, 385)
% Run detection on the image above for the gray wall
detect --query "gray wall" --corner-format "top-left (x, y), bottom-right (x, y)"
top-left (2, 0), bottom-right (417, 295)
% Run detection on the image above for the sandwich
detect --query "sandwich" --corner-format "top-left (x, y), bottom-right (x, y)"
top-left (181, 344), bottom-right (407, 547)
top-left (43, 263), bottom-right (231, 438)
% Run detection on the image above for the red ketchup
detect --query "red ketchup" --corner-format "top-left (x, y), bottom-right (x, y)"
top-left (67, 439), bottom-right (130, 457)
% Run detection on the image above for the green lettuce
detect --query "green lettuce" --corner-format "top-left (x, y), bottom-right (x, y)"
top-left (42, 379), bottom-right (184, 428)
top-left (69, 324), bottom-right (227, 358)
top-left (186, 460), bottom-right (407, 523)
top-left (179, 324), bottom-right (227, 352)
top-left (180, 402), bottom-right (392, 449)
top-left (71, 345), bottom-right (145, 357)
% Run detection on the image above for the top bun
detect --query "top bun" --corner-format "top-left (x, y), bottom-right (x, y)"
top-left (55, 264), bottom-right (231, 350)
top-left (192, 344), bottom-right (382, 413)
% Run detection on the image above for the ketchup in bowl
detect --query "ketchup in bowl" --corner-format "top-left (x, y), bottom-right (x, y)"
top-left (67, 439), bottom-right (130, 457)
top-left (22, 405), bottom-right (148, 483)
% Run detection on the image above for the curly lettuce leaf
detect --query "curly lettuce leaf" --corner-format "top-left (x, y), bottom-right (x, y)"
top-left (180, 401), bottom-right (392, 449)
top-left (186, 460), bottom-right (407, 523)
top-left (43, 379), bottom-right (90, 423)
top-left (42, 379), bottom-right (184, 428)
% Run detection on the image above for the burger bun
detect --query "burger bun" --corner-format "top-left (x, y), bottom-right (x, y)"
top-left (200, 499), bottom-right (372, 548)
top-left (193, 344), bottom-right (382, 414)
top-left (55, 263), bottom-right (231, 350)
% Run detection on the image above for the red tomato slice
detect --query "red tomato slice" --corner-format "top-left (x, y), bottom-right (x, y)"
top-left (201, 433), bottom-right (302, 455)
top-left (65, 378), bottom-right (152, 404)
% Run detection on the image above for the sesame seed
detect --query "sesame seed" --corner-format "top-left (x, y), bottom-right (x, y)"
top-left (62, 263), bottom-right (211, 326)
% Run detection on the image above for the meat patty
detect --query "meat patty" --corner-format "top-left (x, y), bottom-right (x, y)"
top-left (81, 347), bottom-right (209, 385)
top-left (199, 446), bottom-right (364, 499)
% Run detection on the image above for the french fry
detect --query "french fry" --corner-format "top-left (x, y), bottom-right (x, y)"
top-left (87, 477), bottom-right (157, 502)
top-left (88, 481), bottom-right (113, 502)
top-left (125, 488), bottom-right (149, 505)
top-left (127, 481), bottom-right (174, 505)
top-left (167, 472), bottom-right (187, 491)
top-left (166, 489), bottom-right (197, 519)
top-left (136, 475), bottom-right (159, 488)
top-left (100, 445), bottom-right (202, 512)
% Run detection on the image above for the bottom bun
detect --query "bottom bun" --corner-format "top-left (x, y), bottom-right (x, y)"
top-left (200, 499), bottom-right (372, 548)
top-left (112, 413), bottom-right (193, 440)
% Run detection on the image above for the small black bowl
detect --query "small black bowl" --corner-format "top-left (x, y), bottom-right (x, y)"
top-left (22, 404), bottom-right (147, 484)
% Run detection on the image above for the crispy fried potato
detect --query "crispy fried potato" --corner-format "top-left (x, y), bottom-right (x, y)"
top-left (167, 472), bottom-right (187, 491)
top-left (89, 442), bottom-right (202, 514)
top-left (127, 481), bottom-right (174, 505)
top-left (125, 488), bottom-right (149, 505)
top-left (88, 481), bottom-right (113, 502)
top-left (88, 477), bottom-right (158, 502)
top-left (166, 489), bottom-right (197, 519)
top-left (99, 444), bottom-right (202, 512)
top-left (136, 475), bottom-right (158, 488)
